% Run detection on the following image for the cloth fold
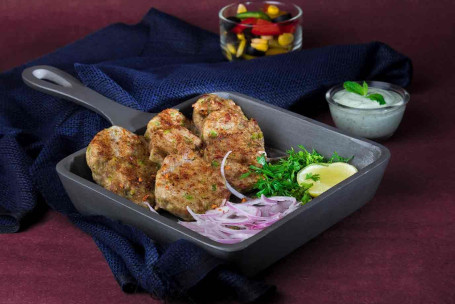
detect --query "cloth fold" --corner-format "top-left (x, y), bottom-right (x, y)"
top-left (0, 7), bottom-right (412, 302)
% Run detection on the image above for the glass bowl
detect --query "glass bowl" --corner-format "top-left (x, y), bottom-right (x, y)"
top-left (219, 1), bottom-right (302, 61)
top-left (326, 81), bottom-right (410, 140)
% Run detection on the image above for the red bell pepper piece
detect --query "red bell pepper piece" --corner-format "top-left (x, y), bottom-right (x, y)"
top-left (241, 17), bottom-right (258, 25)
top-left (251, 19), bottom-right (281, 36)
top-left (232, 25), bottom-right (243, 34)
top-left (231, 17), bottom-right (257, 34)
top-left (280, 22), bottom-right (297, 34)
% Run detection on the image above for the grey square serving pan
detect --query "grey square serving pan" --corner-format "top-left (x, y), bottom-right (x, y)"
top-left (22, 65), bottom-right (390, 276)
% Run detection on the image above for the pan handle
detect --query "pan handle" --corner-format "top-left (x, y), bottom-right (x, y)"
top-left (22, 65), bottom-right (152, 132)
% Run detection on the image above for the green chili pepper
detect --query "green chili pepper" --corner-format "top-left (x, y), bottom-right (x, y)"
top-left (236, 11), bottom-right (271, 21)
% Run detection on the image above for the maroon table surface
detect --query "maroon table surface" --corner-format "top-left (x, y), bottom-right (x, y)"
top-left (1, 1), bottom-right (454, 303)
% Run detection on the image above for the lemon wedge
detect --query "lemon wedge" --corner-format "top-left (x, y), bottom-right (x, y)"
top-left (297, 162), bottom-right (358, 197)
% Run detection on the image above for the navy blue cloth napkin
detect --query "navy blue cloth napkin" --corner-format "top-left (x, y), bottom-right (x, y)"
top-left (0, 8), bottom-right (412, 302)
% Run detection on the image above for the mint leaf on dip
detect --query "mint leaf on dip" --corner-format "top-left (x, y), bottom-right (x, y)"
top-left (343, 81), bottom-right (386, 105)
top-left (367, 93), bottom-right (386, 105)
top-left (362, 81), bottom-right (368, 96)
top-left (343, 81), bottom-right (366, 96)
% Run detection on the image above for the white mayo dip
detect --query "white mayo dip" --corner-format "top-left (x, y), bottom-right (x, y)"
top-left (333, 88), bottom-right (403, 109)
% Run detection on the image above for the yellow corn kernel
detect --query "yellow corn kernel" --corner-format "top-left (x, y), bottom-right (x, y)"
top-left (265, 48), bottom-right (288, 56)
top-left (261, 35), bottom-right (274, 40)
top-left (236, 39), bottom-right (246, 57)
top-left (268, 39), bottom-right (287, 49)
top-left (237, 33), bottom-right (245, 40)
top-left (226, 43), bottom-right (236, 54)
top-left (222, 46), bottom-right (233, 60)
top-left (278, 33), bottom-right (294, 46)
top-left (251, 38), bottom-right (268, 45)
top-left (237, 3), bottom-right (247, 14)
top-left (251, 42), bottom-right (269, 52)
top-left (267, 5), bottom-right (280, 16)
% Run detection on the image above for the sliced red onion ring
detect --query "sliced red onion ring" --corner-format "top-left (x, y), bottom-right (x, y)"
top-left (144, 202), bottom-right (158, 213)
top-left (262, 195), bottom-right (296, 204)
top-left (179, 195), bottom-right (302, 244)
top-left (220, 151), bottom-right (248, 200)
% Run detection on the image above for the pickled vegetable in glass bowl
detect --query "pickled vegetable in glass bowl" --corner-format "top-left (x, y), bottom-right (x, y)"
top-left (219, 1), bottom-right (302, 61)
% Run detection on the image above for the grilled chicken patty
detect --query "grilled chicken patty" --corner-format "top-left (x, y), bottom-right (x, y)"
top-left (155, 151), bottom-right (231, 220)
top-left (202, 110), bottom-right (265, 192)
top-left (145, 108), bottom-right (192, 135)
top-left (86, 126), bottom-right (158, 209)
top-left (192, 94), bottom-right (244, 134)
top-left (201, 109), bottom-right (250, 141)
top-left (145, 109), bottom-right (201, 165)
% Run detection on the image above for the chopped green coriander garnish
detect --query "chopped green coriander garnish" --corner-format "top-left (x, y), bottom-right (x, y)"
top-left (184, 194), bottom-right (194, 200)
top-left (240, 172), bottom-right (251, 179)
top-left (251, 132), bottom-right (263, 140)
top-left (249, 145), bottom-right (352, 205)
top-left (183, 136), bottom-right (193, 144)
